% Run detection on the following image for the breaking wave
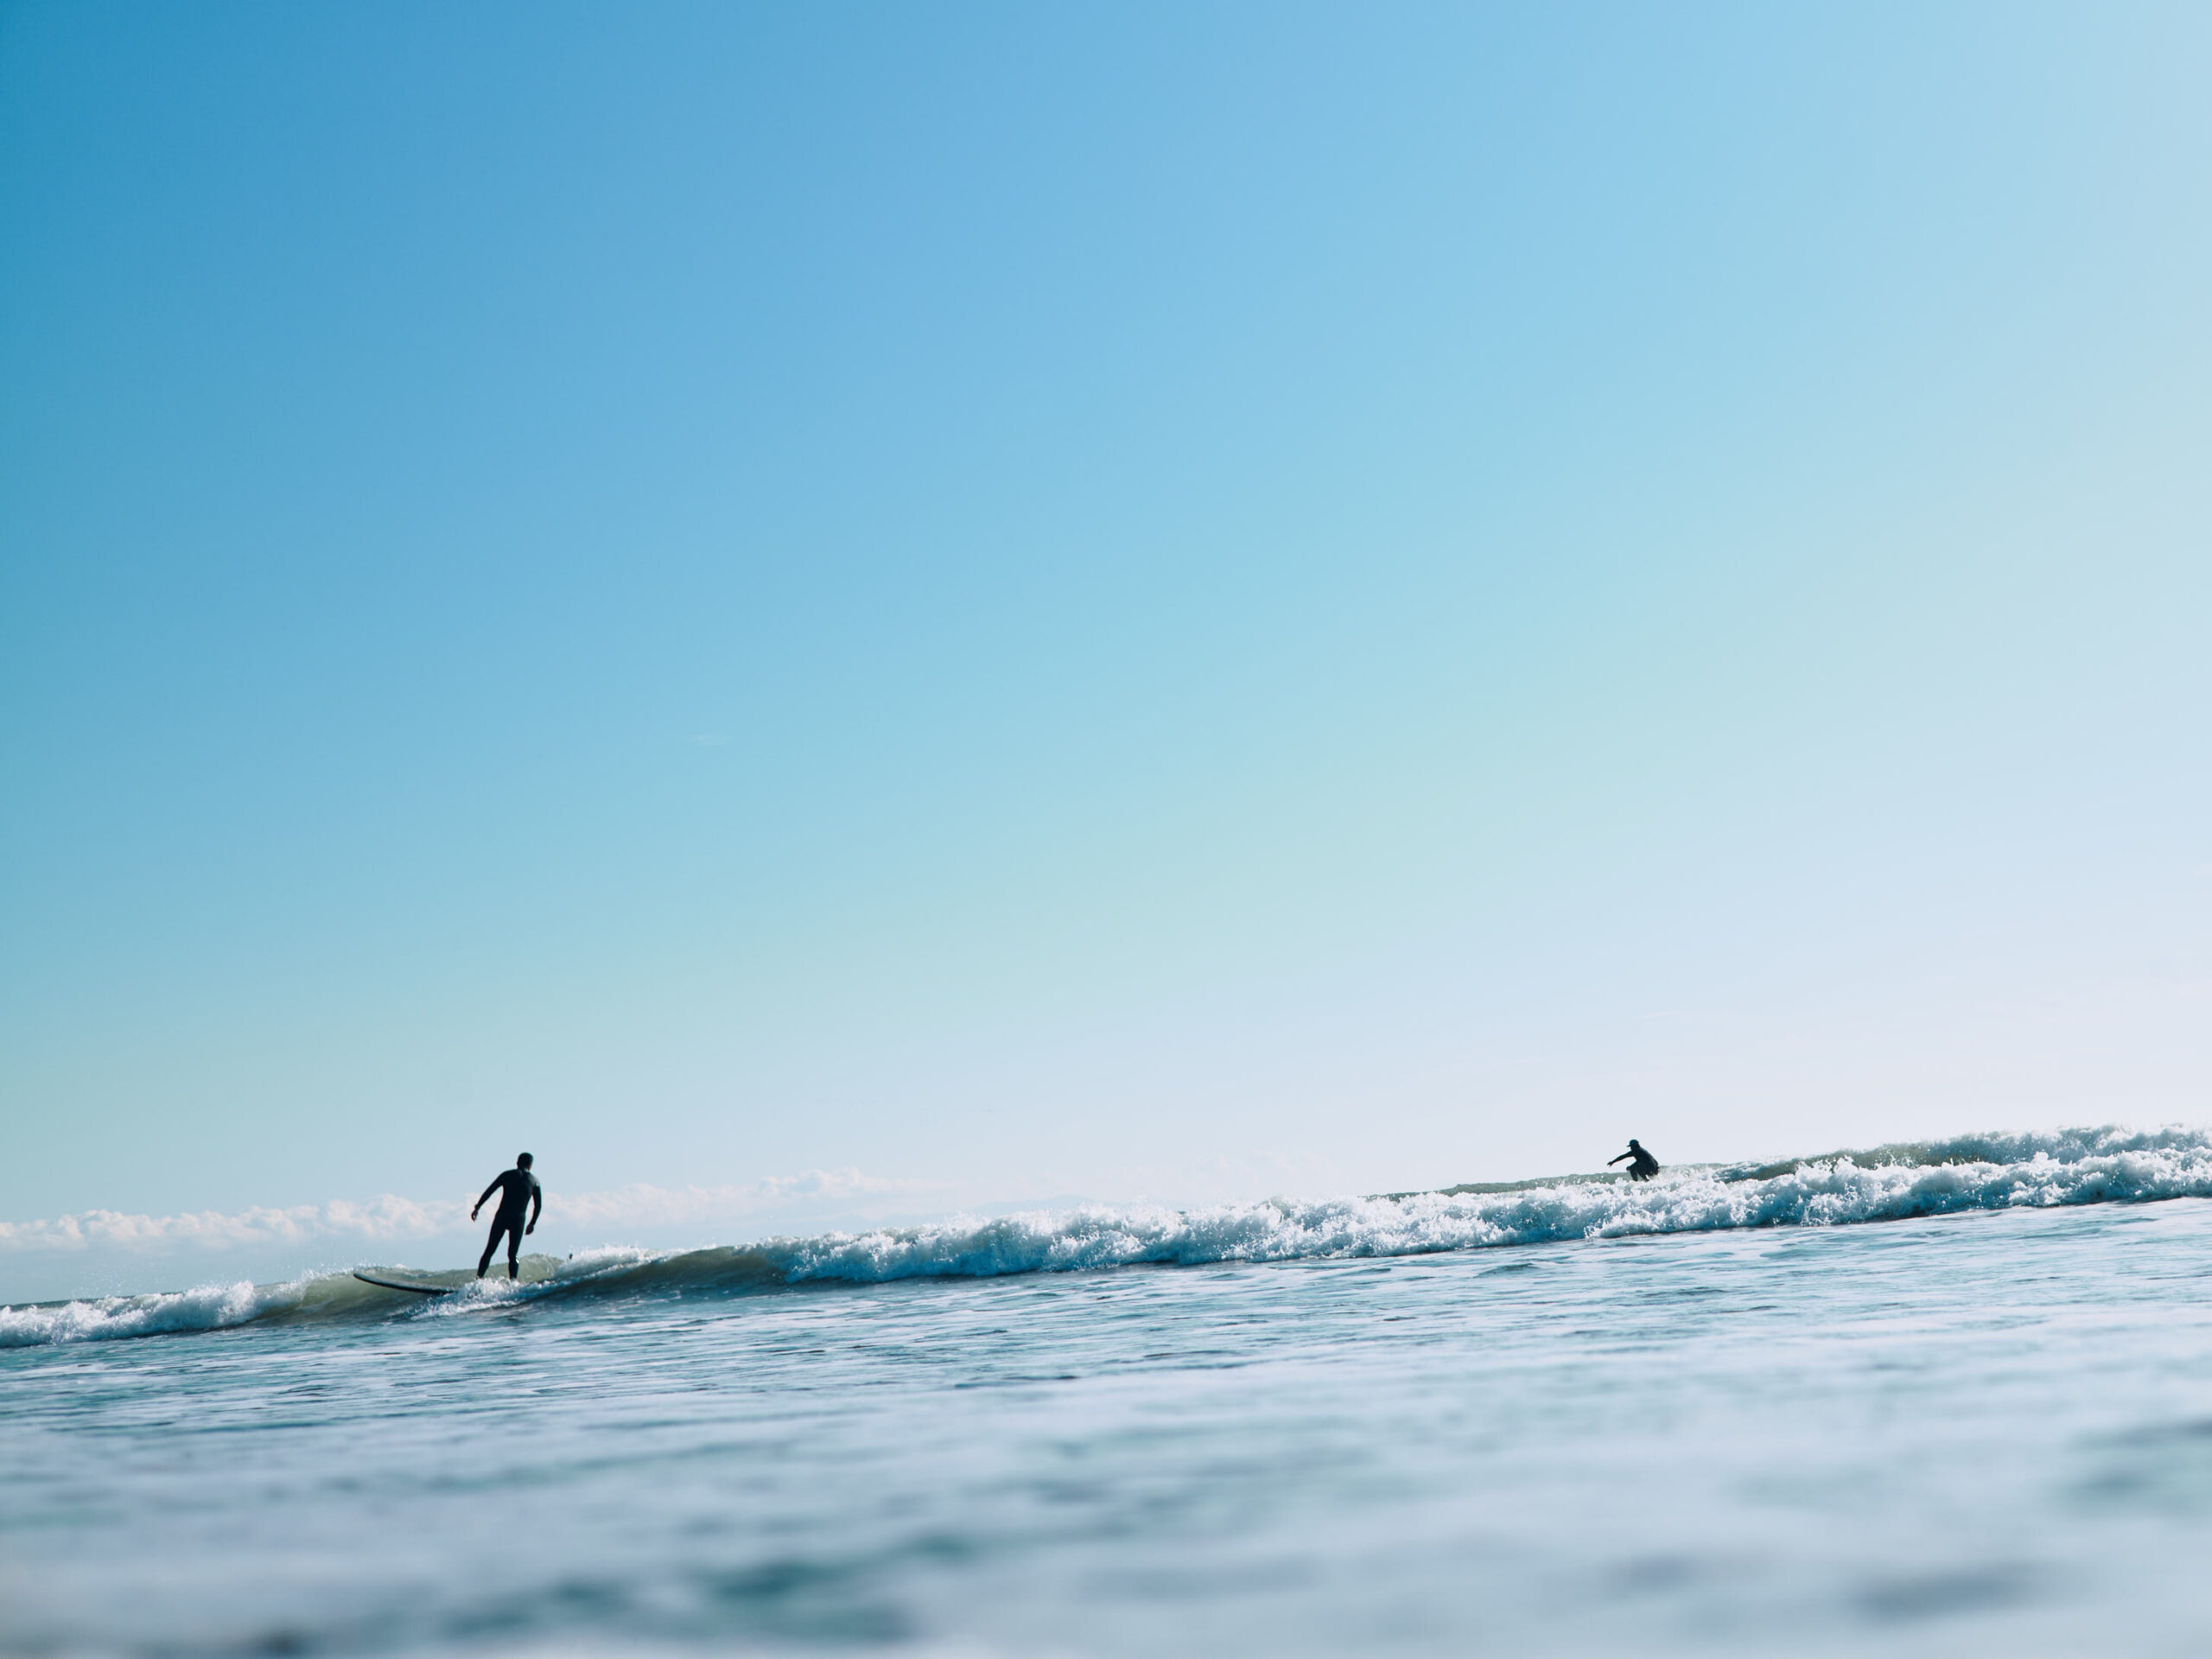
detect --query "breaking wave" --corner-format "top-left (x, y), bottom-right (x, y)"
top-left (8, 1123), bottom-right (2210, 1347)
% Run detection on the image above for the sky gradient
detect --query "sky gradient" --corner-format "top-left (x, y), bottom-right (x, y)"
top-left (4, 3), bottom-right (2209, 1293)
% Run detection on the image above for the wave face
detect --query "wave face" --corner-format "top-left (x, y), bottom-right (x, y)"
top-left (8, 1123), bottom-right (2209, 1347)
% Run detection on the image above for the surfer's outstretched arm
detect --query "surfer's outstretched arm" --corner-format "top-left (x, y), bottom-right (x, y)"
top-left (1606, 1153), bottom-right (1631, 1166)
top-left (472, 1177), bottom-right (501, 1220)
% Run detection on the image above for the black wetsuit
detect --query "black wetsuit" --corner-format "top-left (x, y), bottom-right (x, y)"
top-left (1608, 1143), bottom-right (1661, 1181)
top-left (475, 1167), bottom-right (543, 1279)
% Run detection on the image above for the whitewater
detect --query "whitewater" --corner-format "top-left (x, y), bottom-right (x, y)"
top-left (9, 1123), bottom-right (2212, 1655)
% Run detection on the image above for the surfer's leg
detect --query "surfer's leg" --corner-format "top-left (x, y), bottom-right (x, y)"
top-left (478, 1218), bottom-right (504, 1278)
top-left (505, 1223), bottom-right (521, 1279)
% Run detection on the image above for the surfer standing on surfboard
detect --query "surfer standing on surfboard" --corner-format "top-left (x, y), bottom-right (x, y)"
top-left (473, 1154), bottom-right (543, 1279)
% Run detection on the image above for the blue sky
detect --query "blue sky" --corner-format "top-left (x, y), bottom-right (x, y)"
top-left (3, 3), bottom-right (2209, 1284)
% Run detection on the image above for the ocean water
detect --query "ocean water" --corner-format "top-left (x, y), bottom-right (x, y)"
top-left (9, 1127), bottom-right (2212, 1657)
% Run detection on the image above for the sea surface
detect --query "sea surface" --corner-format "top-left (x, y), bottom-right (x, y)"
top-left (9, 1126), bottom-right (2212, 1657)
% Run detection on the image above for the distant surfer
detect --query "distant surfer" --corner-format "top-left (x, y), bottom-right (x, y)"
top-left (473, 1154), bottom-right (543, 1280)
top-left (1608, 1139), bottom-right (1660, 1181)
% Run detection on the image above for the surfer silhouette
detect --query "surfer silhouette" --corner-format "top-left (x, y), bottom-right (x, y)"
top-left (473, 1154), bottom-right (543, 1280)
top-left (1608, 1140), bottom-right (1661, 1182)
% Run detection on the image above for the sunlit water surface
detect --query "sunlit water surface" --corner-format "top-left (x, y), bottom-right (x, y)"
top-left (9, 1198), bottom-right (2212, 1656)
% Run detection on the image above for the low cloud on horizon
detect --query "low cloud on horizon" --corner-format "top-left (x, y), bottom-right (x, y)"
top-left (0, 1169), bottom-right (938, 1255)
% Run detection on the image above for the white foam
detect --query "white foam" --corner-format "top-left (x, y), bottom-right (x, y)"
top-left (10, 1125), bottom-right (2210, 1344)
top-left (759, 1123), bottom-right (2212, 1284)
top-left (0, 1265), bottom-right (420, 1347)
top-left (1, 1278), bottom-right (277, 1347)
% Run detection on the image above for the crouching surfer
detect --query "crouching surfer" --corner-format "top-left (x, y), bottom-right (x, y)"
top-left (473, 1153), bottom-right (543, 1279)
top-left (1608, 1139), bottom-right (1661, 1182)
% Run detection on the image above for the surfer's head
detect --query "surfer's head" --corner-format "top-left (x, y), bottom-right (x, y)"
top-left (1627, 1140), bottom-right (1643, 1152)
top-left (517, 1152), bottom-right (533, 1169)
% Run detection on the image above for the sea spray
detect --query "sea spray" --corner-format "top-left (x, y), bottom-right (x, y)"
top-left (762, 1122), bottom-right (2212, 1282)
top-left (9, 1122), bottom-right (2211, 1347)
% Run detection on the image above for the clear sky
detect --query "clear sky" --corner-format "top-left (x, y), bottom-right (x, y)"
top-left (3, 3), bottom-right (2209, 1277)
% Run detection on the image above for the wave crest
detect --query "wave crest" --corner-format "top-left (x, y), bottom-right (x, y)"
top-left (8, 1124), bottom-right (2209, 1346)
top-left (765, 1123), bottom-right (2212, 1282)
